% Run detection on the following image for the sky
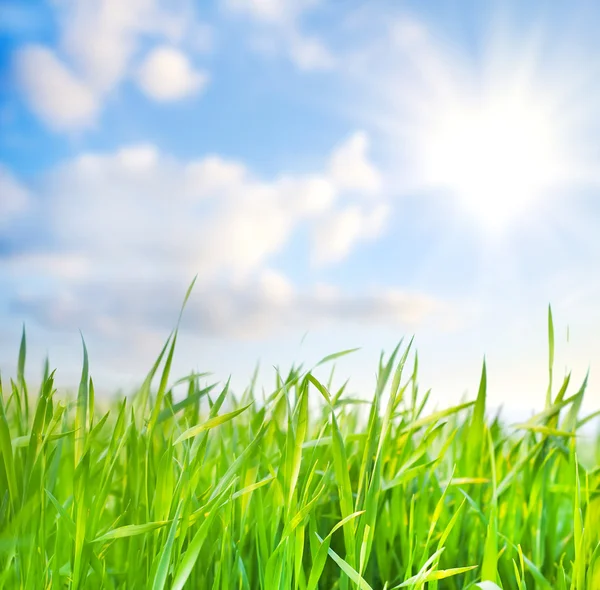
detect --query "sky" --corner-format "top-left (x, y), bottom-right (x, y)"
top-left (0, 0), bottom-right (599, 420)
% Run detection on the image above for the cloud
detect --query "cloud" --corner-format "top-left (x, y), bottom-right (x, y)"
top-left (13, 45), bottom-right (99, 131)
top-left (0, 165), bottom-right (31, 227)
top-left (288, 33), bottom-right (335, 71)
top-left (135, 46), bottom-right (209, 101)
top-left (28, 144), bottom-right (334, 281)
top-left (12, 0), bottom-right (212, 130)
top-left (224, 0), bottom-right (318, 25)
top-left (58, 0), bottom-right (144, 94)
top-left (11, 133), bottom-right (378, 278)
top-left (56, 0), bottom-right (210, 93)
top-left (2, 132), bottom-right (442, 340)
top-left (328, 131), bottom-right (382, 194)
top-left (223, 0), bottom-right (335, 71)
top-left (225, 0), bottom-right (289, 23)
top-left (10, 268), bottom-right (440, 340)
top-left (312, 203), bottom-right (388, 265)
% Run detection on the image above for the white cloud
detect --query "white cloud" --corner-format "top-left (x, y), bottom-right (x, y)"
top-left (1, 133), bottom-right (382, 283)
top-left (13, 45), bottom-right (99, 131)
top-left (0, 253), bottom-right (90, 280)
top-left (312, 203), bottom-right (389, 265)
top-left (57, 0), bottom-right (209, 92)
top-left (224, 0), bottom-right (319, 24)
top-left (2, 133), bottom-right (442, 340)
top-left (58, 0), bottom-right (145, 93)
top-left (26, 133), bottom-right (376, 278)
top-left (257, 268), bottom-right (294, 306)
top-left (328, 131), bottom-right (382, 194)
top-left (225, 0), bottom-right (290, 23)
top-left (184, 156), bottom-right (248, 196)
top-left (223, 0), bottom-right (334, 71)
top-left (0, 165), bottom-right (31, 226)
top-left (13, 0), bottom-right (212, 130)
top-left (288, 33), bottom-right (335, 71)
top-left (135, 46), bottom-right (209, 101)
top-left (9, 269), bottom-right (440, 341)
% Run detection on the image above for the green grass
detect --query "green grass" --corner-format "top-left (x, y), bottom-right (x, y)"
top-left (0, 294), bottom-right (599, 589)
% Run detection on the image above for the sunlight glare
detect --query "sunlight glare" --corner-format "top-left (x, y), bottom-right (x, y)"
top-left (418, 91), bottom-right (564, 232)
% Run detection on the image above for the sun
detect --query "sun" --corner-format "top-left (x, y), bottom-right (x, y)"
top-left (368, 15), bottom-right (584, 236)
top-left (416, 89), bottom-right (565, 233)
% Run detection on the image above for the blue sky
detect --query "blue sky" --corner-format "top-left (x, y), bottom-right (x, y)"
top-left (1, 0), bottom-right (599, 419)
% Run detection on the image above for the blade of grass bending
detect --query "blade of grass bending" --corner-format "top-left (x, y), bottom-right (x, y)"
top-left (147, 276), bottom-right (198, 433)
top-left (313, 348), bottom-right (361, 369)
top-left (147, 332), bottom-right (179, 434)
top-left (407, 566), bottom-right (479, 587)
top-left (307, 513), bottom-right (365, 590)
top-left (135, 331), bottom-right (173, 418)
top-left (174, 402), bottom-right (253, 444)
top-left (92, 520), bottom-right (171, 543)
top-left (231, 475), bottom-right (274, 501)
top-left (392, 548), bottom-right (445, 589)
top-left (562, 371), bottom-right (588, 433)
top-left (400, 401), bottom-right (475, 434)
top-left (512, 424), bottom-right (575, 438)
top-left (45, 489), bottom-right (76, 538)
top-left (315, 533), bottom-right (374, 590)
top-left (157, 382), bottom-right (217, 424)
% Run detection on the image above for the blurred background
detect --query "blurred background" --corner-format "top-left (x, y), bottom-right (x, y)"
top-left (1, 0), bottom-right (599, 421)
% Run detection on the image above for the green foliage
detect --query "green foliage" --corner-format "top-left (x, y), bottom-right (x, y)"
top-left (0, 301), bottom-right (598, 589)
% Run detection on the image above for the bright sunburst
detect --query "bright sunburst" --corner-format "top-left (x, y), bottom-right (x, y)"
top-left (372, 15), bottom-right (586, 236)
top-left (417, 89), bottom-right (565, 231)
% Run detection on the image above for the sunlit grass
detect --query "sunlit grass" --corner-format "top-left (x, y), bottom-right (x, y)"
top-left (0, 288), bottom-right (598, 589)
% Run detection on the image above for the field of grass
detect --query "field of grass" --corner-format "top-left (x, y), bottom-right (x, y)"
top-left (1, 292), bottom-right (599, 589)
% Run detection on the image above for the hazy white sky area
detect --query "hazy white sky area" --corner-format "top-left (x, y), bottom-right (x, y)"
top-left (1, 0), bottom-right (599, 422)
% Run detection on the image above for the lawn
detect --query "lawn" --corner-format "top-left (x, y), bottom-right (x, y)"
top-left (1, 292), bottom-right (598, 589)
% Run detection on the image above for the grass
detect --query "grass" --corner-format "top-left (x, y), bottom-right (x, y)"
top-left (0, 289), bottom-right (599, 589)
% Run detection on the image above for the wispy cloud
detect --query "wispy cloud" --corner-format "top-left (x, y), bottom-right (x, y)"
top-left (1, 132), bottom-right (443, 341)
top-left (9, 269), bottom-right (440, 340)
top-left (0, 165), bottom-right (31, 227)
top-left (11, 0), bottom-right (212, 130)
top-left (311, 203), bottom-right (388, 266)
top-left (14, 45), bottom-right (100, 131)
top-left (1, 1), bottom-right (599, 412)
top-left (223, 0), bottom-right (335, 70)
top-left (135, 46), bottom-right (209, 102)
